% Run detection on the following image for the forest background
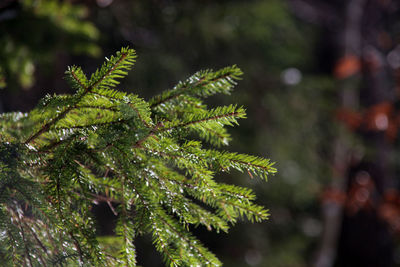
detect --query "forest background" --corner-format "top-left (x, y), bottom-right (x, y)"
top-left (1, 0), bottom-right (400, 266)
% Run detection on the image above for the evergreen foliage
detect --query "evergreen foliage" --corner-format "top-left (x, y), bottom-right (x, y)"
top-left (0, 48), bottom-right (276, 266)
top-left (0, 0), bottom-right (99, 90)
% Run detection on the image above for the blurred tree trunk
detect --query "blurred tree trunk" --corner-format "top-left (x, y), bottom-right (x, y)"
top-left (335, 1), bottom-right (395, 266)
top-left (292, 0), bottom-right (397, 266)
top-left (312, 1), bottom-right (365, 266)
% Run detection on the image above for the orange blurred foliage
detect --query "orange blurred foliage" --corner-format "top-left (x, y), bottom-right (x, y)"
top-left (336, 102), bottom-right (399, 141)
top-left (334, 55), bottom-right (361, 79)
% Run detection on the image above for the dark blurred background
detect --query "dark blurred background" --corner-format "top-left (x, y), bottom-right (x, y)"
top-left (1, 0), bottom-right (400, 266)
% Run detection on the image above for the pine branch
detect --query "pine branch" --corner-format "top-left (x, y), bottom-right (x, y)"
top-left (24, 48), bottom-right (137, 145)
top-left (160, 105), bottom-right (246, 133)
top-left (88, 47), bottom-right (136, 92)
top-left (116, 176), bottom-right (137, 267)
top-left (0, 48), bottom-right (276, 266)
top-left (65, 65), bottom-right (89, 92)
top-left (144, 167), bottom-right (229, 232)
top-left (149, 65), bottom-right (243, 108)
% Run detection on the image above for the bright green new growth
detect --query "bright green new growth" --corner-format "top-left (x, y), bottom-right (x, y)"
top-left (0, 47), bottom-right (276, 266)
